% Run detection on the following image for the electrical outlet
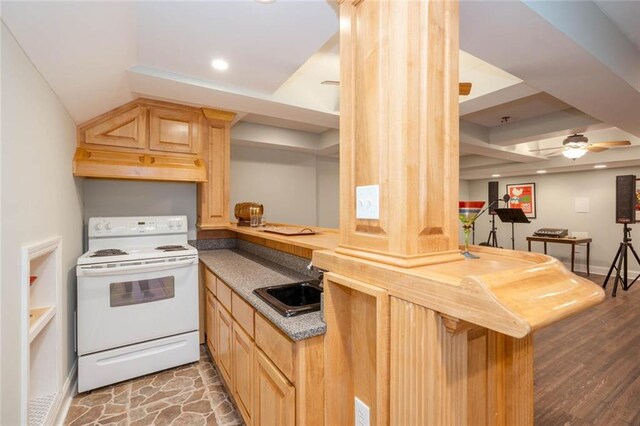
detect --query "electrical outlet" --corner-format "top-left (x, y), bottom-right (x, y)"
top-left (356, 185), bottom-right (380, 220)
top-left (355, 397), bottom-right (370, 426)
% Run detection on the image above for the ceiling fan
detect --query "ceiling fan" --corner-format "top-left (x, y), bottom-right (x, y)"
top-left (529, 133), bottom-right (631, 159)
top-left (322, 80), bottom-right (473, 96)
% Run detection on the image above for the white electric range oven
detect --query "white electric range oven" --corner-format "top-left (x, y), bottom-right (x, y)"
top-left (76, 216), bottom-right (199, 392)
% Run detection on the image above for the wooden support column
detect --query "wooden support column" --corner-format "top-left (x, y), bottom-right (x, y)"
top-left (337, 0), bottom-right (462, 267)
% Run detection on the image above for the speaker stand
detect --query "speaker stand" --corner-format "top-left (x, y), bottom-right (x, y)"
top-left (485, 215), bottom-right (499, 248)
top-left (603, 224), bottom-right (640, 297)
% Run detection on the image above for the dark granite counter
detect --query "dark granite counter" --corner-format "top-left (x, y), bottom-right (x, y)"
top-left (199, 249), bottom-right (326, 341)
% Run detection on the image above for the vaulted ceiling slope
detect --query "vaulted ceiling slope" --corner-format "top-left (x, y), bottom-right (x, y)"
top-left (2, 0), bottom-right (639, 179)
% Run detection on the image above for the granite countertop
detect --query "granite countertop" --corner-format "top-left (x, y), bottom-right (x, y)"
top-left (198, 249), bottom-right (326, 341)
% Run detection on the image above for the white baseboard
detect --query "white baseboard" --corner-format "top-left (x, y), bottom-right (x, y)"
top-left (53, 361), bottom-right (77, 426)
top-left (562, 261), bottom-right (639, 278)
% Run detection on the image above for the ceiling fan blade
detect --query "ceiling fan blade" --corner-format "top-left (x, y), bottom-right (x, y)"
top-left (586, 146), bottom-right (608, 152)
top-left (529, 146), bottom-right (564, 152)
top-left (591, 140), bottom-right (631, 147)
top-left (459, 82), bottom-right (472, 95)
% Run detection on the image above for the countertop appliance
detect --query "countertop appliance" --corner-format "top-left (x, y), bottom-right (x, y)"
top-left (533, 228), bottom-right (569, 238)
top-left (76, 216), bottom-right (199, 392)
top-left (234, 202), bottom-right (263, 226)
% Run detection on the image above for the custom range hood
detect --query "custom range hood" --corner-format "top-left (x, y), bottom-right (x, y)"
top-left (73, 98), bottom-right (235, 183)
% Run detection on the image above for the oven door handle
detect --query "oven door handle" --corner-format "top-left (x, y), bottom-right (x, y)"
top-left (78, 257), bottom-right (198, 276)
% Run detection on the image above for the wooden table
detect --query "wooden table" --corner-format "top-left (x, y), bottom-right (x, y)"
top-left (527, 236), bottom-right (592, 274)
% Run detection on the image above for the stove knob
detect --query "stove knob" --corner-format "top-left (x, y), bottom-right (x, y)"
top-left (176, 221), bottom-right (183, 229)
top-left (168, 221), bottom-right (175, 229)
top-left (105, 222), bottom-right (112, 231)
top-left (94, 223), bottom-right (103, 231)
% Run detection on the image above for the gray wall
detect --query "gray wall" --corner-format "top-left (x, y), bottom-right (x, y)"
top-left (230, 145), bottom-right (339, 227)
top-left (83, 180), bottom-right (198, 240)
top-left (82, 145), bottom-right (341, 232)
top-left (316, 157), bottom-right (340, 228)
top-left (466, 166), bottom-right (640, 274)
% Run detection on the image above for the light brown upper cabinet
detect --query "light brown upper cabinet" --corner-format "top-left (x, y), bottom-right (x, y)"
top-left (74, 99), bottom-right (235, 187)
top-left (149, 107), bottom-right (201, 154)
top-left (75, 99), bottom-right (236, 227)
top-left (83, 104), bottom-right (147, 150)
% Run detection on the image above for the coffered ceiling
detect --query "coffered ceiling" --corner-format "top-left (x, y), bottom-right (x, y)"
top-left (2, 0), bottom-right (639, 180)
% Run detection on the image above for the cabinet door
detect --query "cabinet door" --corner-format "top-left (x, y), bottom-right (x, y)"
top-left (149, 107), bottom-right (201, 154)
top-left (217, 304), bottom-right (233, 387)
top-left (233, 321), bottom-right (254, 425)
top-left (205, 290), bottom-right (217, 361)
top-left (84, 105), bottom-right (146, 149)
top-left (254, 349), bottom-right (295, 426)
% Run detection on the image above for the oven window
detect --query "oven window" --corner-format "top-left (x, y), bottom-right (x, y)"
top-left (110, 276), bottom-right (175, 307)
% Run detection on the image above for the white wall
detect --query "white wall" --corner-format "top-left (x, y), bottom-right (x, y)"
top-left (231, 144), bottom-right (339, 227)
top-left (1, 23), bottom-right (84, 424)
top-left (83, 180), bottom-right (197, 240)
top-left (467, 166), bottom-right (640, 274)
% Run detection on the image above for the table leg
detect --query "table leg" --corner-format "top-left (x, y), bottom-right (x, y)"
top-left (544, 242), bottom-right (547, 254)
top-left (528, 240), bottom-right (531, 252)
top-left (571, 244), bottom-right (575, 272)
top-left (587, 243), bottom-right (590, 275)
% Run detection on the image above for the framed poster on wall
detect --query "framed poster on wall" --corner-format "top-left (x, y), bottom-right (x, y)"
top-left (506, 182), bottom-right (536, 219)
top-left (636, 179), bottom-right (640, 221)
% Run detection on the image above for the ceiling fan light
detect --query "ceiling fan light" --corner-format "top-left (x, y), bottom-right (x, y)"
top-left (563, 147), bottom-right (587, 159)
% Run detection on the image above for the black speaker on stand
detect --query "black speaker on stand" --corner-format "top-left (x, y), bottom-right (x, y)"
top-left (603, 175), bottom-right (640, 297)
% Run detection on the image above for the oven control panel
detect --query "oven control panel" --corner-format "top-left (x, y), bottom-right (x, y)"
top-left (88, 216), bottom-right (187, 237)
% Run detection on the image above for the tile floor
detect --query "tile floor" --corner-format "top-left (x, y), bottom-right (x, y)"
top-left (64, 346), bottom-right (243, 426)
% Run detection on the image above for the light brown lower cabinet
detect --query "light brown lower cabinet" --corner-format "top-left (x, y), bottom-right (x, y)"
top-left (216, 303), bottom-right (233, 386)
top-left (205, 289), bottom-right (217, 361)
top-left (254, 348), bottom-right (295, 426)
top-left (202, 263), bottom-right (322, 425)
top-left (232, 320), bottom-right (254, 425)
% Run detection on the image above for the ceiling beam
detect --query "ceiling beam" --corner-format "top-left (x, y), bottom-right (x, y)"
top-left (460, 145), bottom-right (640, 180)
top-left (230, 121), bottom-right (339, 157)
top-left (127, 66), bottom-right (339, 130)
top-left (488, 108), bottom-right (604, 146)
top-left (460, 1), bottom-right (640, 139)
top-left (460, 82), bottom-right (540, 116)
top-left (460, 120), bottom-right (549, 162)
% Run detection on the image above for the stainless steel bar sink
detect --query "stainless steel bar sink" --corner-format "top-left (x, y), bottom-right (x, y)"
top-left (253, 281), bottom-right (323, 317)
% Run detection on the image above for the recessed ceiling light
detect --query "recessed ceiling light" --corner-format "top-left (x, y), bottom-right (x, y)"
top-left (594, 164), bottom-right (607, 169)
top-left (491, 174), bottom-right (501, 178)
top-left (537, 170), bottom-right (547, 174)
top-left (255, 0), bottom-right (276, 3)
top-left (211, 58), bottom-right (229, 71)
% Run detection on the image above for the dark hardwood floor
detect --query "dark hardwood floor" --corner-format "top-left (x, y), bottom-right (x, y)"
top-left (534, 273), bottom-right (640, 425)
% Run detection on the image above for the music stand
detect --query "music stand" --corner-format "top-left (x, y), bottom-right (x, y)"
top-left (494, 208), bottom-right (530, 250)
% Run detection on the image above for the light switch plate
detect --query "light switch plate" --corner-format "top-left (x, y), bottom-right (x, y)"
top-left (356, 185), bottom-right (380, 220)
top-left (355, 397), bottom-right (370, 426)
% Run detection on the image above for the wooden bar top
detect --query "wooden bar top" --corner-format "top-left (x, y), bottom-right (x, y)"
top-left (198, 223), bottom-right (340, 252)
top-left (313, 244), bottom-right (605, 338)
